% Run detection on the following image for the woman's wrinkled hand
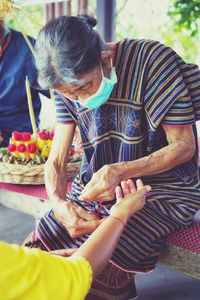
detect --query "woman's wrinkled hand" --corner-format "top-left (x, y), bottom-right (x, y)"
top-left (79, 164), bottom-right (121, 202)
top-left (53, 201), bottom-right (104, 238)
top-left (110, 179), bottom-right (151, 221)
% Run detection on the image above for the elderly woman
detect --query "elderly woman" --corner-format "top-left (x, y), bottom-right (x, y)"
top-left (25, 15), bottom-right (200, 299)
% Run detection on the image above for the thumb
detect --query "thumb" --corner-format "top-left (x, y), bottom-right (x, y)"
top-left (145, 185), bottom-right (151, 192)
top-left (137, 185), bottom-right (151, 197)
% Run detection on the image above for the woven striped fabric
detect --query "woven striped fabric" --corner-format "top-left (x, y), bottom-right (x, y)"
top-left (36, 39), bottom-right (200, 273)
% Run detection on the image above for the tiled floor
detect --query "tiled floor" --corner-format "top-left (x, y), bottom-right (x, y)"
top-left (0, 204), bottom-right (200, 299)
top-left (0, 204), bottom-right (35, 244)
top-left (135, 264), bottom-right (200, 300)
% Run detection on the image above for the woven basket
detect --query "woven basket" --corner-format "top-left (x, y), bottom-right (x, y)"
top-left (0, 161), bottom-right (81, 185)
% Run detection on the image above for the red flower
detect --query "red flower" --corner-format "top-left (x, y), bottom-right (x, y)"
top-left (21, 132), bottom-right (32, 142)
top-left (69, 147), bottom-right (75, 157)
top-left (16, 144), bottom-right (26, 153)
top-left (12, 131), bottom-right (22, 141)
top-left (49, 131), bottom-right (54, 140)
top-left (27, 143), bottom-right (37, 153)
top-left (38, 131), bottom-right (49, 140)
top-left (7, 144), bottom-right (16, 152)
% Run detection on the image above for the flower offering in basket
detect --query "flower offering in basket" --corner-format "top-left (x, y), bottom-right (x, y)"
top-left (6, 130), bottom-right (54, 165)
top-left (0, 77), bottom-right (82, 184)
top-left (0, 130), bottom-right (82, 185)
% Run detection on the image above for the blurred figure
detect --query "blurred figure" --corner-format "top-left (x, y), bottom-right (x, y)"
top-left (0, 20), bottom-right (49, 147)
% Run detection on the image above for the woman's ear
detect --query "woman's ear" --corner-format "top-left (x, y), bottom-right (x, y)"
top-left (101, 51), bottom-right (112, 69)
top-left (100, 51), bottom-right (113, 78)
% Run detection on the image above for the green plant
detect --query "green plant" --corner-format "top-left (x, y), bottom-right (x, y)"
top-left (168, 0), bottom-right (200, 37)
top-left (5, 5), bottom-right (45, 38)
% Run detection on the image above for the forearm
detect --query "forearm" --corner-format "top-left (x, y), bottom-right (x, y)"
top-left (74, 215), bottom-right (127, 279)
top-left (45, 158), bottom-right (68, 205)
top-left (45, 123), bottom-right (76, 205)
top-left (116, 139), bottom-right (195, 181)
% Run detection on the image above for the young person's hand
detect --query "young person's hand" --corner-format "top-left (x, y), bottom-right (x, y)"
top-left (110, 179), bottom-right (151, 223)
top-left (70, 179), bottom-right (151, 279)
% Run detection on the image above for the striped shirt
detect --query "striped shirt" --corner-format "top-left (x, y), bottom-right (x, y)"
top-left (37, 39), bottom-right (200, 272)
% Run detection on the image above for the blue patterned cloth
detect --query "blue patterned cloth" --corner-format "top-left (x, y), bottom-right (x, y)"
top-left (0, 28), bottom-right (49, 146)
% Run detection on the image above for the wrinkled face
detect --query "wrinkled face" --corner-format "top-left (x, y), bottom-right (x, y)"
top-left (56, 56), bottom-right (112, 102)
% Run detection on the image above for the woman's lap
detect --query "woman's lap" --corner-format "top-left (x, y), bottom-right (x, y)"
top-left (24, 194), bottom-right (198, 273)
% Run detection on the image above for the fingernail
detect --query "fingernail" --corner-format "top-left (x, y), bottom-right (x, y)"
top-left (147, 185), bottom-right (151, 191)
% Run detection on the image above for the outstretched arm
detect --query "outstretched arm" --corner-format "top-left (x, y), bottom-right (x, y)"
top-left (119, 125), bottom-right (195, 179)
top-left (79, 125), bottom-right (195, 202)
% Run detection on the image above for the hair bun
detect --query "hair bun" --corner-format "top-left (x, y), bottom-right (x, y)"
top-left (79, 14), bottom-right (97, 28)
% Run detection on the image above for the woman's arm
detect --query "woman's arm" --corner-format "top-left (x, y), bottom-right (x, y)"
top-left (45, 123), bottom-right (102, 238)
top-left (119, 124), bottom-right (195, 179)
top-left (45, 123), bottom-right (76, 205)
top-left (79, 125), bottom-right (195, 202)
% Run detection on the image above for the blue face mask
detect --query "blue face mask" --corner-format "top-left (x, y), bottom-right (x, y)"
top-left (79, 62), bottom-right (117, 109)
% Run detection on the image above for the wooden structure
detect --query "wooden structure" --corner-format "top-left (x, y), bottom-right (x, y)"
top-left (45, 0), bottom-right (116, 42)
top-left (159, 242), bottom-right (200, 279)
top-left (96, 0), bottom-right (116, 42)
top-left (158, 211), bottom-right (200, 280)
top-left (45, 0), bottom-right (88, 22)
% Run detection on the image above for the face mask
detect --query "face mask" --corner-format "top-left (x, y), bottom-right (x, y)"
top-left (79, 61), bottom-right (117, 109)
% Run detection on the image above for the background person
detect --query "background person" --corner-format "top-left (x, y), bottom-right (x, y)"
top-left (24, 15), bottom-right (200, 300)
top-left (0, 20), bottom-right (49, 147)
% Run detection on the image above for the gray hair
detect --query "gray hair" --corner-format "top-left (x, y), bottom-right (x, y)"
top-left (35, 15), bottom-right (106, 89)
